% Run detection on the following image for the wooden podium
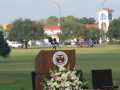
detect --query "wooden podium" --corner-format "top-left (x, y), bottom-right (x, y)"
top-left (32, 50), bottom-right (75, 90)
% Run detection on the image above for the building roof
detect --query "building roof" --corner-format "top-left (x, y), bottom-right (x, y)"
top-left (44, 25), bottom-right (62, 36)
top-left (44, 25), bottom-right (62, 31)
top-left (84, 23), bottom-right (98, 29)
top-left (97, 8), bottom-right (113, 12)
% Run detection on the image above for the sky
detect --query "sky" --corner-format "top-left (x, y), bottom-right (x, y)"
top-left (0, 0), bottom-right (119, 24)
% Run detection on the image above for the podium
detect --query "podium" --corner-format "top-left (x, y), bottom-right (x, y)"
top-left (32, 50), bottom-right (75, 90)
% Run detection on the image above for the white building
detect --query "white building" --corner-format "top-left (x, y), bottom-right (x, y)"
top-left (44, 25), bottom-right (62, 42)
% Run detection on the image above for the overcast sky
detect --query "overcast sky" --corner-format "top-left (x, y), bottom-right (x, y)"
top-left (0, 0), bottom-right (119, 24)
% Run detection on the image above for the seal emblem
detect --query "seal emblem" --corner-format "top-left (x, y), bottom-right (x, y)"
top-left (53, 51), bottom-right (68, 67)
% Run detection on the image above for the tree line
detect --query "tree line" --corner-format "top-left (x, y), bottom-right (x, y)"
top-left (5, 16), bottom-right (120, 44)
top-left (0, 16), bottom-right (120, 56)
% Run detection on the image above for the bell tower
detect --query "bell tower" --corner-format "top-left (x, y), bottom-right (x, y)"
top-left (98, 8), bottom-right (113, 33)
top-left (97, 8), bottom-right (113, 44)
top-left (97, 0), bottom-right (113, 44)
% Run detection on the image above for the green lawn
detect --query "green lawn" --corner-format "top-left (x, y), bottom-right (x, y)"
top-left (0, 45), bottom-right (120, 90)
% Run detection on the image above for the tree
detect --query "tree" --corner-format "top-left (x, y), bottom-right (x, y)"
top-left (79, 17), bottom-right (96, 24)
top-left (60, 16), bottom-right (82, 40)
top-left (31, 21), bottom-right (44, 40)
top-left (60, 16), bottom-right (96, 41)
top-left (87, 28), bottom-right (100, 41)
top-left (108, 18), bottom-right (120, 41)
top-left (46, 16), bottom-right (58, 25)
top-left (0, 31), bottom-right (11, 57)
top-left (8, 18), bottom-right (44, 48)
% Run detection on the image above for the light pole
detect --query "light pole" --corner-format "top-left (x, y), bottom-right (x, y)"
top-left (52, 1), bottom-right (62, 43)
top-left (52, 1), bottom-right (61, 27)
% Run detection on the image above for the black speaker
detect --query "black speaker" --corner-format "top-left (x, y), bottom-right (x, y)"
top-left (31, 72), bottom-right (36, 90)
top-left (92, 69), bottom-right (113, 89)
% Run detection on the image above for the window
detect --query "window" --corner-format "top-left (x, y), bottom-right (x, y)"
top-left (108, 13), bottom-right (112, 20)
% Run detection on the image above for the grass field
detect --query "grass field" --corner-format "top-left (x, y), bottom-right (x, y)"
top-left (0, 45), bottom-right (120, 90)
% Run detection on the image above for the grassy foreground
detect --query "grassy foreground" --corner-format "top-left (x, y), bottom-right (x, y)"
top-left (0, 45), bottom-right (120, 90)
